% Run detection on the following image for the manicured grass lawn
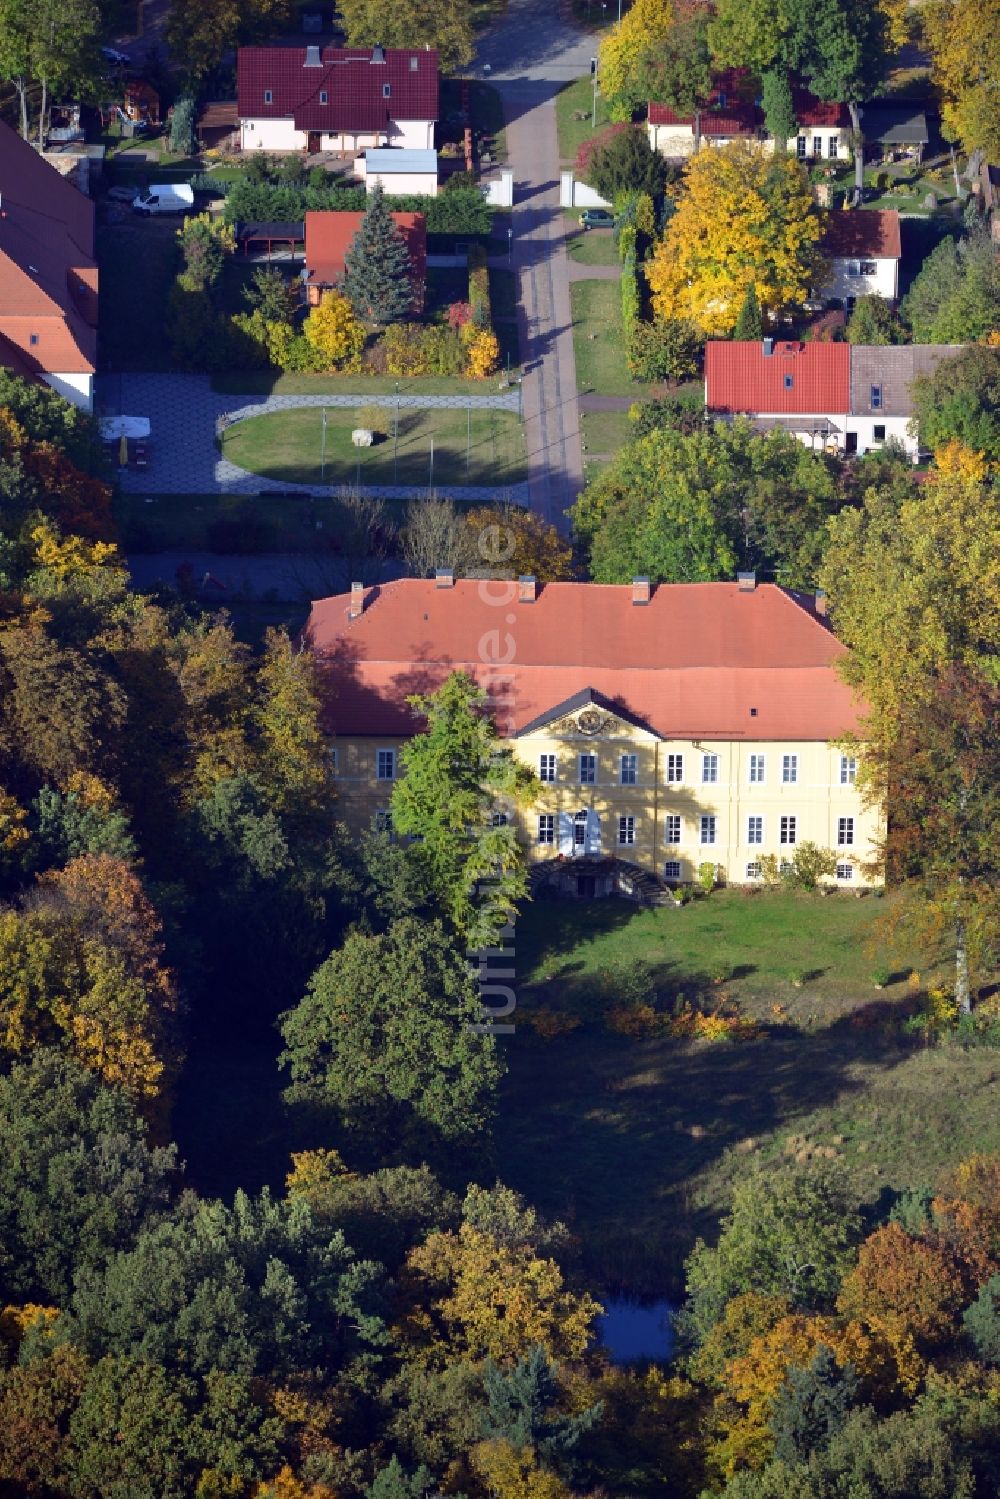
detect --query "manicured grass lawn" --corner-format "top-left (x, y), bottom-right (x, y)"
top-left (581, 407), bottom-right (633, 455)
top-left (498, 891), bottom-right (1000, 1293)
top-left (556, 75), bottom-right (611, 162)
top-left (221, 404), bottom-right (527, 487)
top-left (97, 219), bottom-right (177, 370)
top-left (212, 371), bottom-right (503, 396)
top-left (566, 226), bottom-right (620, 266)
top-left (571, 279), bottom-right (648, 399)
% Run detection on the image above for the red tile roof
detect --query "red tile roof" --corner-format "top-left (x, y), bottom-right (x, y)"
top-left (821, 209), bottom-right (901, 260)
top-left (706, 341), bottom-right (851, 415)
top-left (0, 120), bottom-right (97, 378)
top-left (792, 89), bottom-right (852, 129)
top-left (305, 580), bottom-right (864, 741)
top-left (648, 70), bottom-right (760, 136)
top-left (237, 47), bottom-right (439, 132)
top-left (304, 210), bottom-right (426, 306)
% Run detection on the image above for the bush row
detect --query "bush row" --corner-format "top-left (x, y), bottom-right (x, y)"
top-left (222, 181), bottom-right (493, 237)
top-left (468, 243), bottom-right (491, 328)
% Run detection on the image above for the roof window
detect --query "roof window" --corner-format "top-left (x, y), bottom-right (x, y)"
top-left (383, 83), bottom-right (391, 98)
top-left (319, 90), bottom-right (328, 103)
top-left (783, 373), bottom-right (794, 390)
top-left (410, 56), bottom-right (419, 70)
top-left (263, 88), bottom-right (272, 104)
top-left (29, 333), bottom-right (39, 346)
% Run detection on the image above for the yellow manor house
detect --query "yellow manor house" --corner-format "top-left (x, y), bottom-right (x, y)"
top-left (305, 574), bottom-right (882, 895)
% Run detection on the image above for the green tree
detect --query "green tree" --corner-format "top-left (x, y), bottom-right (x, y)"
top-left (769, 1346), bottom-right (860, 1464)
top-left (280, 918), bottom-right (502, 1147)
top-left (391, 672), bottom-right (539, 949)
top-left (338, 0), bottom-right (474, 72)
top-left (244, 265), bottom-right (299, 325)
top-left (732, 283), bottom-right (764, 340)
top-left (761, 69), bottom-right (797, 148)
top-left (0, 0), bottom-right (101, 145)
top-left (963, 1275), bottom-right (1000, 1366)
top-left (30, 784), bottom-right (136, 869)
top-left (165, 0), bottom-right (241, 82)
top-left (367, 1457), bottom-right (438, 1498)
top-left (481, 1346), bottom-right (603, 1476)
top-left (636, 11), bottom-right (713, 148)
top-left (910, 345), bottom-right (1000, 461)
top-left (168, 95), bottom-right (196, 155)
top-left (901, 230), bottom-right (1000, 344)
top-left (681, 1166), bottom-right (861, 1345)
top-left (924, 0), bottom-right (1000, 159)
top-left (580, 126), bottom-right (668, 201)
top-left (343, 183), bottom-right (417, 326)
top-left (846, 293), bottom-right (906, 345)
top-left (0, 1050), bottom-right (177, 1303)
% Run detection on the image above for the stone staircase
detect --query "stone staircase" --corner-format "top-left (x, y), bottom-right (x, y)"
top-left (528, 857), bottom-right (677, 908)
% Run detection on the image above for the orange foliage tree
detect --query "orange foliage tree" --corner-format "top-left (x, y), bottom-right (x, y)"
top-left (837, 1221), bottom-right (967, 1353)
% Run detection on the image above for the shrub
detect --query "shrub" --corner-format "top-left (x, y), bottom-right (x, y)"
top-left (303, 290), bottom-right (366, 370)
top-left (626, 318), bottom-right (702, 381)
top-left (697, 861), bottom-right (718, 894)
top-left (605, 1002), bottom-right (660, 1037)
top-left (788, 843), bottom-right (838, 891)
top-left (168, 96), bottom-right (195, 155)
top-left (523, 1010), bottom-right (583, 1040)
top-left (420, 324), bottom-right (466, 376)
top-left (356, 404), bottom-right (390, 437)
top-left (464, 327), bottom-right (500, 379)
top-left (382, 322), bottom-right (432, 377)
top-left (446, 300), bottom-right (473, 330)
top-left (468, 244), bottom-right (492, 329)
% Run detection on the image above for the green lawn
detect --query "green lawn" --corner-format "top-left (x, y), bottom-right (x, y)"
top-left (221, 404), bottom-right (527, 487)
top-left (212, 371), bottom-right (506, 397)
top-left (566, 226), bottom-right (620, 266)
top-left (581, 406), bottom-right (634, 456)
top-left (571, 279), bottom-right (649, 399)
top-left (556, 75), bottom-right (612, 162)
top-left (497, 891), bottom-right (1000, 1294)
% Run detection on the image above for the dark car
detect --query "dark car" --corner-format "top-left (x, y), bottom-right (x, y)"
top-left (579, 208), bottom-right (614, 230)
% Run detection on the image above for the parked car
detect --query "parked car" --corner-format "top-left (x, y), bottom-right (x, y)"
top-left (579, 208), bottom-right (614, 230)
top-left (101, 45), bottom-right (130, 66)
top-left (132, 183), bottom-right (195, 216)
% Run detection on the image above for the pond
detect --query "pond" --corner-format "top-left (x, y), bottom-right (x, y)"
top-left (597, 1297), bottom-right (676, 1363)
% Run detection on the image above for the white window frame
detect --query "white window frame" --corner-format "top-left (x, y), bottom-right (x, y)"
top-left (836, 862), bottom-right (854, 881)
top-left (382, 82), bottom-right (392, 98)
top-left (828, 134), bottom-right (839, 157)
top-left (812, 134), bottom-right (822, 156)
top-left (492, 811), bottom-right (509, 827)
top-left (578, 753), bottom-right (596, 785)
top-left (780, 815), bottom-right (797, 846)
top-left (539, 753), bottom-right (557, 783)
top-left (859, 260), bottom-right (877, 276)
top-left (319, 89), bottom-right (328, 104)
top-left (573, 810), bottom-right (587, 846)
top-left (749, 753), bottom-right (766, 785)
top-left (666, 752), bottom-right (684, 783)
top-left (840, 754), bottom-right (857, 785)
top-left (747, 815), bottom-right (763, 846)
top-left (664, 814), bottom-right (681, 845)
top-left (700, 814), bottom-right (717, 846)
top-left (702, 752), bottom-right (719, 784)
top-left (837, 816), bottom-right (855, 846)
top-left (664, 859), bottom-right (681, 881)
top-left (746, 860), bottom-right (762, 880)
top-left (620, 753), bottom-right (638, 786)
top-left (796, 135), bottom-right (807, 159)
top-left (618, 815), bottom-right (636, 846)
top-left (537, 814), bottom-right (555, 845)
top-left (782, 753), bottom-right (798, 785)
top-left (263, 89), bottom-right (273, 104)
top-left (376, 747), bottom-right (396, 781)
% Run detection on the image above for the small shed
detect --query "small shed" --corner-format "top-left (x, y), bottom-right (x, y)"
top-left (235, 220), bottom-right (305, 259)
top-left (124, 80), bottom-right (160, 127)
top-left (861, 102), bottom-right (929, 163)
top-left (360, 147), bottom-right (439, 197)
top-left (197, 100), bottom-right (238, 151)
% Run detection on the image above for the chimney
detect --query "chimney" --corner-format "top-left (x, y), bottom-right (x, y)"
top-left (304, 44), bottom-right (322, 66)
top-left (815, 589), bottom-right (828, 617)
top-left (518, 575), bottom-right (536, 604)
top-left (631, 576), bottom-right (651, 605)
top-left (762, 337), bottom-right (774, 357)
top-left (737, 571), bottom-right (756, 592)
top-left (435, 567), bottom-right (454, 588)
top-left (371, 43), bottom-right (386, 63)
top-left (348, 581), bottom-right (365, 619)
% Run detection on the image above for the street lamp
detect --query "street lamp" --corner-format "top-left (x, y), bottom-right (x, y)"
top-left (507, 226), bottom-right (512, 263)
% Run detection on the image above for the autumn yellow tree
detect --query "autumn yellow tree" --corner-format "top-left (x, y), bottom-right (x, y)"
top-left (924, 0), bottom-right (1000, 159)
top-left (303, 290), bottom-right (366, 370)
top-left (470, 1440), bottom-right (574, 1498)
top-left (464, 504), bottom-right (575, 584)
top-left (646, 140), bottom-right (823, 336)
top-left (599, 0), bottom-right (680, 116)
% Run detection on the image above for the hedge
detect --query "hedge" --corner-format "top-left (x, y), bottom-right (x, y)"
top-left (468, 243), bottom-right (492, 328)
top-left (223, 181), bottom-right (493, 236)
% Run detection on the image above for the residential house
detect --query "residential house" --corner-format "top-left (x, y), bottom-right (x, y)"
top-left (705, 339), bottom-right (963, 460)
top-left (784, 89), bottom-right (853, 163)
top-left (819, 209), bottom-right (901, 306)
top-left (304, 576), bottom-right (880, 893)
top-left (0, 119), bottom-right (97, 410)
top-left (358, 147), bottom-right (439, 196)
top-left (303, 209), bottom-right (427, 311)
top-left (236, 45), bottom-right (438, 156)
top-left (646, 71), bottom-right (760, 160)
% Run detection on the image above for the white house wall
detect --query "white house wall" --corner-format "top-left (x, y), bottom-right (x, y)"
top-left (364, 170), bottom-right (438, 196)
top-left (241, 118), bottom-right (434, 153)
top-left (241, 117), bottom-right (303, 151)
top-left (824, 255), bottom-right (899, 305)
top-left (389, 119), bottom-right (435, 150)
top-left (43, 371), bottom-right (93, 412)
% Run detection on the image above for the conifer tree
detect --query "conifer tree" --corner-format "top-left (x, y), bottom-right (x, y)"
top-left (732, 283), bottom-right (763, 340)
top-left (343, 183), bottom-right (415, 326)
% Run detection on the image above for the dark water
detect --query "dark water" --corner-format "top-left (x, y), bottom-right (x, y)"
top-left (598, 1297), bottom-right (675, 1363)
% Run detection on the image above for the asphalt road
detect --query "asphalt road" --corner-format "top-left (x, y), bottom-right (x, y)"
top-left (474, 0), bottom-right (598, 531)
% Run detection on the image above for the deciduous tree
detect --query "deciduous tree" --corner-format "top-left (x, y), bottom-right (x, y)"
top-left (910, 345), bottom-right (1000, 461)
top-left (303, 290), bottom-right (366, 369)
top-left (646, 141), bottom-right (823, 335)
top-left (338, 0), bottom-right (474, 72)
top-left (924, 0), bottom-right (1000, 159)
top-left (599, 0), bottom-right (681, 118)
top-left (902, 231), bottom-right (1000, 345)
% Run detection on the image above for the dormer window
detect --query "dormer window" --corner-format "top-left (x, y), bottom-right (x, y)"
top-left (870, 384), bottom-right (882, 410)
top-left (263, 88), bottom-right (273, 104)
top-left (319, 90), bottom-right (328, 103)
top-left (382, 83), bottom-right (391, 98)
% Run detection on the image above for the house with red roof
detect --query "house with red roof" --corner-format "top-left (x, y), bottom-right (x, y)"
top-left (647, 76), bottom-right (858, 163)
top-left (304, 576), bottom-right (880, 892)
top-left (819, 210), bottom-right (902, 306)
top-left (236, 45), bottom-right (438, 156)
top-left (303, 209), bottom-right (426, 311)
top-left (705, 339), bottom-right (964, 460)
top-left (0, 119), bottom-right (97, 411)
